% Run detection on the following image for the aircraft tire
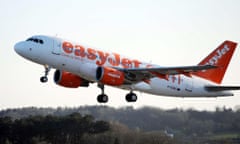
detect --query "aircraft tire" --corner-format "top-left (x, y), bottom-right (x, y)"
top-left (97, 94), bottom-right (108, 103)
top-left (126, 92), bottom-right (137, 102)
top-left (40, 76), bottom-right (48, 83)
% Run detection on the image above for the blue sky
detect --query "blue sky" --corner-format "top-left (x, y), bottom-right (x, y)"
top-left (1, 0), bottom-right (240, 110)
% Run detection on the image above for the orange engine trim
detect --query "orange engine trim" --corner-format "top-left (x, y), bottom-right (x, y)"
top-left (96, 66), bottom-right (125, 86)
top-left (54, 70), bottom-right (89, 88)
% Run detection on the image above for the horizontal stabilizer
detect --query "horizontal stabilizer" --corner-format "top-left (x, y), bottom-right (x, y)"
top-left (205, 86), bottom-right (240, 91)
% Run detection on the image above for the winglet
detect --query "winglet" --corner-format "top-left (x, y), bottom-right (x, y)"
top-left (194, 40), bottom-right (237, 84)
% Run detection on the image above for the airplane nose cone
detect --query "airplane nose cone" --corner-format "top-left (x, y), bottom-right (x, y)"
top-left (14, 41), bottom-right (39, 62)
top-left (14, 42), bottom-right (25, 56)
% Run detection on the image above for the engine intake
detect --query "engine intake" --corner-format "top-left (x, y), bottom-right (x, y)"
top-left (96, 66), bottom-right (125, 86)
top-left (54, 70), bottom-right (89, 88)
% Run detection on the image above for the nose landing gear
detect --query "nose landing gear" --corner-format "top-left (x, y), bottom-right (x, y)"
top-left (40, 65), bottom-right (51, 83)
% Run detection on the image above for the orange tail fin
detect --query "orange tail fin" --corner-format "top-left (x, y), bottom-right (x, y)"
top-left (194, 40), bottom-right (237, 84)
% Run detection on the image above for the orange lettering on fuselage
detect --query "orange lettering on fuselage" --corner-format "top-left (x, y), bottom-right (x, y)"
top-left (87, 48), bottom-right (97, 60)
top-left (121, 58), bottom-right (132, 68)
top-left (74, 45), bottom-right (85, 57)
top-left (96, 51), bottom-right (109, 65)
top-left (132, 60), bottom-right (141, 68)
top-left (62, 41), bottom-right (73, 54)
top-left (61, 41), bottom-right (141, 68)
top-left (108, 53), bottom-right (120, 66)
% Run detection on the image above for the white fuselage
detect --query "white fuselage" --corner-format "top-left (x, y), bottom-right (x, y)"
top-left (14, 35), bottom-right (233, 98)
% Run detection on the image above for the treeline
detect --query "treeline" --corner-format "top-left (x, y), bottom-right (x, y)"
top-left (0, 113), bottom-right (175, 144)
top-left (1, 106), bottom-right (240, 143)
top-left (0, 113), bottom-right (110, 144)
top-left (1, 106), bottom-right (240, 135)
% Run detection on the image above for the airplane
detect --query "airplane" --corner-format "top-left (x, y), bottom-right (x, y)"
top-left (14, 35), bottom-right (240, 103)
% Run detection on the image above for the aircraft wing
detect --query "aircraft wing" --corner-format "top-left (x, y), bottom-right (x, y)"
top-left (114, 65), bottom-right (217, 83)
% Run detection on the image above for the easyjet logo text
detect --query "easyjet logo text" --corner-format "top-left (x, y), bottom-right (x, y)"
top-left (62, 41), bottom-right (141, 68)
top-left (205, 44), bottom-right (230, 65)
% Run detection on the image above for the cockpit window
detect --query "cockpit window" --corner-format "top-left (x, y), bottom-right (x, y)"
top-left (39, 39), bottom-right (43, 44)
top-left (26, 38), bottom-right (34, 41)
top-left (26, 37), bottom-right (44, 44)
top-left (33, 39), bottom-right (38, 43)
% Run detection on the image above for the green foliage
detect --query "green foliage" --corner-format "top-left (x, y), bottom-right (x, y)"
top-left (0, 110), bottom-right (175, 144)
top-left (0, 113), bottom-right (110, 144)
top-left (1, 106), bottom-right (240, 143)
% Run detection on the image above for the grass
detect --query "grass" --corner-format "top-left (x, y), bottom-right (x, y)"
top-left (210, 133), bottom-right (240, 140)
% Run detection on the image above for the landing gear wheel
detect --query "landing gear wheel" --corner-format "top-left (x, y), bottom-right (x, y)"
top-left (97, 94), bottom-right (108, 103)
top-left (97, 84), bottom-right (109, 103)
top-left (40, 65), bottom-right (51, 83)
top-left (40, 76), bottom-right (48, 83)
top-left (126, 92), bottom-right (137, 102)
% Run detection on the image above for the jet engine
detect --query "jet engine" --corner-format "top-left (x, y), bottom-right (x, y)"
top-left (96, 66), bottom-right (125, 86)
top-left (54, 70), bottom-right (89, 88)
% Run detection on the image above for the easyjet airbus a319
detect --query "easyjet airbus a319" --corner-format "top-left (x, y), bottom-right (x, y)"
top-left (14, 35), bottom-right (240, 103)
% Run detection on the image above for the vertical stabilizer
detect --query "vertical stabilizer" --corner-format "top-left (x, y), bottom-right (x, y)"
top-left (194, 40), bottom-right (237, 84)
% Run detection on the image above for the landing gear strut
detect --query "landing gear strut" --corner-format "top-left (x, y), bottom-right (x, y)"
top-left (97, 84), bottom-right (108, 103)
top-left (40, 65), bottom-right (51, 83)
top-left (125, 91), bottom-right (137, 102)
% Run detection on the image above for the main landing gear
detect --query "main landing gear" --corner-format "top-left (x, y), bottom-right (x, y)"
top-left (97, 84), bottom-right (109, 103)
top-left (97, 84), bottom-right (137, 103)
top-left (125, 91), bottom-right (137, 102)
top-left (40, 65), bottom-right (51, 83)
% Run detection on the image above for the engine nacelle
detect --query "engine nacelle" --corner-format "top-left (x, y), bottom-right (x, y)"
top-left (96, 66), bottom-right (125, 86)
top-left (54, 70), bottom-right (89, 88)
